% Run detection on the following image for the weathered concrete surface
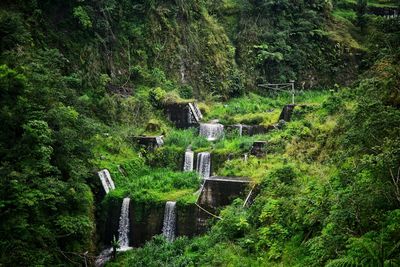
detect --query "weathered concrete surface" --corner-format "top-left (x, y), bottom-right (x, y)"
top-left (279, 104), bottom-right (296, 122)
top-left (135, 136), bottom-right (164, 151)
top-left (226, 124), bottom-right (277, 136)
top-left (250, 141), bottom-right (267, 157)
top-left (101, 201), bottom-right (213, 248)
top-left (198, 176), bottom-right (251, 213)
top-left (368, 6), bottom-right (399, 16)
top-left (99, 198), bottom-right (122, 248)
top-left (130, 202), bottom-right (164, 247)
top-left (165, 102), bottom-right (202, 128)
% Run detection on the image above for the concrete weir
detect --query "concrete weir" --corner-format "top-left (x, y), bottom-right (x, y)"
top-left (250, 141), bottom-right (267, 157)
top-left (135, 136), bottom-right (164, 151)
top-left (226, 124), bottom-right (277, 136)
top-left (197, 176), bottom-right (251, 213)
top-left (279, 104), bottom-right (296, 122)
top-left (164, 102), bottom-right (203, 128)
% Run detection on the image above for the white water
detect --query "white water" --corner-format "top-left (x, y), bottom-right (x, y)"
top-left (196, 152), bottom-right (211, 179)
top-left (188, 103), bottom-right (203, 124)
top-left (95, 245), bottom-right (132, 267)
top-left (199, 123), bottom-right (224, 141)
top-left (183, 148), bottom-right (194, 171)
top-left (118, 197), bottom-right (131, 248)
top-left (244, 153), bottom-right (248, 162)
top-left (238, 124), bottom-right (243, 136)
top-left (95, 198), bottom-right (131, 267)
top-left (162, 201), bottom-right (177, 242)
top-left (156, 136), bottom-right (164, 146)
top-left (179, 57), bottom-right (186, 83)
top-left (243, 187), bottom-right (254, 207)
top-left (98, 169), bottom-right (115, 194)
top-left (95, 248), bottom-right (112, 267)
top-left (195, 179), bottom-right (206, 203)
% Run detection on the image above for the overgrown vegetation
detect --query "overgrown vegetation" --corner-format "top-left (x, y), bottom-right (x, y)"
top-left (0, 0), bottom-right (399, 266)
top-left (109, 68), bottom-right (400, 266)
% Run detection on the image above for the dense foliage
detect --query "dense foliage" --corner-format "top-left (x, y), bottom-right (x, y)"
top-left (0, 0), bottom-right (399, 266)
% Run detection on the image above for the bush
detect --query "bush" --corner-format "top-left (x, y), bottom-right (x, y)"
top-left (149, 87), bottom-right (167, 108)
top-left (322, 93), bottom-right (344, 114)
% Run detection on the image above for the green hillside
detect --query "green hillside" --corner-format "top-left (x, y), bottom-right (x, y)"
top-left (0, 0), bottom-right (399, 266)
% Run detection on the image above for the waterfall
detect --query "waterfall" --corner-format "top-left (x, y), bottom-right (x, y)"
top-left (179, 46), bottom-right (187, 84)
top-left (98, 169), bottom-right (115, 194)
top-left (95, 197), bottom-right (131, 266)
top-left (95, 198), bottom-right (131, 266)
top-left (196, 152), bottom-right (211, 179)
top-left (243, 187), bottom-right (254, 207)
top-left (238, 124), bottom-right (243, 136)
top-left (179, 57), bottom-right (186, 84)
top-left (244, 153), bottom-right (248, 162)
top-left (162, 201), bottom-right (177, 242)
top-left (188, 103), bottom-right (203, 124)
top-left (183, 148), bottom-right (194, 172)
top-left (199, 123), bottom-right (224, 141)
top-left (155, 136), bottom-right (164, 146)
top-left (118, 198), bottom-right (131, 249)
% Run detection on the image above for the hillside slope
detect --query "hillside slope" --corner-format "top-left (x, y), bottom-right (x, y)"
top-left (0, 0), bottom-right (399, 266)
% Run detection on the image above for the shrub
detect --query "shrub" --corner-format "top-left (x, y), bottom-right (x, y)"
top-left (149, 87), bottom-right (167, 108)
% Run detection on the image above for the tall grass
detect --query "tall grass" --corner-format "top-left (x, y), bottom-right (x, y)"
top-left (204, 91), bottom-right (330, 125)
top-left (163, 128), bottom-right (210, 150)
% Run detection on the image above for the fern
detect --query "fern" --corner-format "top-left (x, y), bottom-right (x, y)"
top-left (326, 257), bottom-right (361, 267)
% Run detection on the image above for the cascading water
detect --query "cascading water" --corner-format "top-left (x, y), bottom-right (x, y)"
top-left (95, 197), bottom-right (131, 267)
top-left (179, 46), bottom-right (187, 84)
top-left (155, 136), bottom-right (164, 146)
top-left (118, 197), bottom-right (131, 249)
top-left (199, 123), bottom-right (224, 141)
top-left (238, 124), bottom-right (243, 136)
top-left (194, 103), bottom-right (203, 121)
top-left (243, 187), bottom-right (254, 208)
top-left (98, 169), bottom-right (115, 194)
top-left (188, 103), bottom-right (203, 124)
top-left (183, 148), bottom-right (194, 172)
top-left (196, 152), bottom-right (211, 179)
top-left (179, 57), bottom-right (186, 84)
top-left (95, 249), bottom-right (112, 267)
top-left (162, 201), bottom-right (177, 242)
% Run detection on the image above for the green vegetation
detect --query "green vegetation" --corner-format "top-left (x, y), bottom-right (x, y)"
top-left (110, 68), bottom-right (400, 266)
top-left (0, 0), bottom-right (399, 266)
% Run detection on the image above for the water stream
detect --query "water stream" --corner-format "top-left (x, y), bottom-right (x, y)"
top-left (118, 197), bottom-right (131, 249)
top-left (98, 169), bottom-right (115, 194)
top-left (199, 123), bottom-right (224, 141)
top-left (196, 152), bottom-right (211, 179)
top-left (162, 201), bottom-right (177, 242)
top-left (183, 148), bottom-right (194, 171)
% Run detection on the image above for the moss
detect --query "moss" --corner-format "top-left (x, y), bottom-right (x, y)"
top-left (327, 16), bottom-right (366, 51)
